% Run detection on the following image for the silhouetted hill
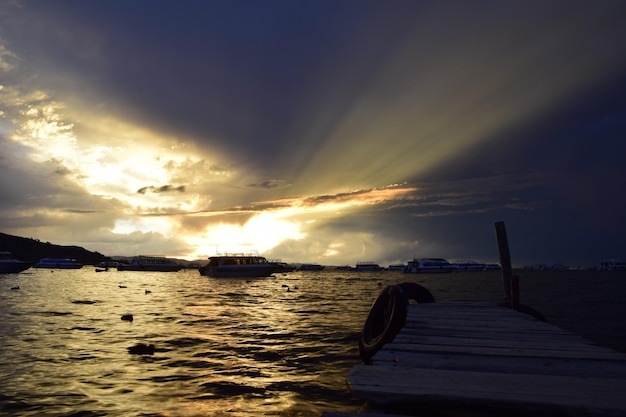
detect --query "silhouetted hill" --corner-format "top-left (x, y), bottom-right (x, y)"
top-left (0, 232), bottom-right (108, 265)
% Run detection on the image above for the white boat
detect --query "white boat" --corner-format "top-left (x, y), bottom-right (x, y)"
top-left (599, 259), bottom-right (626, 271)
top-left (0, 251), bottom-right (35, 273)
top-left (403, 258), bottom-right (454, 274)
top-left (452, 260), bottom-right (486, 271)
top-left (117, 256), bottom-right (182, 272)
top-left (33, 258), bottom-right (83, 269)
top-left (199, 255), bottom-right (280, 277)
top-left (354, 261), bottom-right (384, 272)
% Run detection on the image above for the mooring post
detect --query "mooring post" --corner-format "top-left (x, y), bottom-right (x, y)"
top-left (494, 221), bottom-right (514, 307)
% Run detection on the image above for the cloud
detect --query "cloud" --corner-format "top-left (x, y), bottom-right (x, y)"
top-left (136, 185), bottom-right (186, 195)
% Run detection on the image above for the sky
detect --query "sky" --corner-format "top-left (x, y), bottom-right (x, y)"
top-left (1, 0), bottom-right (626, 268)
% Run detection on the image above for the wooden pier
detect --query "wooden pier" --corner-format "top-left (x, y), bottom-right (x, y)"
top-left (325, 301), bottom-right (626, 417)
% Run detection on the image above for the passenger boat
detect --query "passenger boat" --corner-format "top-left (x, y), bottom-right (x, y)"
top-left (0, 251), bottom-right (36, 273)
top-left (599, 259), bottom-right (626, 271)
top-left (198, 255), bottom-right (280, 277)
top-left (403, 258), bottom-right (454, 274)
top-left (33, 258), bottom-right (83, 269)
top-left (451, 259), bottom-right (486, 271)
top-left (354, 261), bottom-right (384, 272)
top-left (117, 256), bottom-right (182, 272)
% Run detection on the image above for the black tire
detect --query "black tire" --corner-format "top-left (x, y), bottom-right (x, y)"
top-left (359, 285), bottom-right (408, 362)
top-left (397, 282), bottom-right (435, 303)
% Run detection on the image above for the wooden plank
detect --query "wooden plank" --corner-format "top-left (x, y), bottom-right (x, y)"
top-left (397, 325), bottom-right (597, 344)
top-left (348, 365), bottom-right (626, 413)
top-left (392, 333), bottom-right (613, 353)
top-left (384, 341), bottom-right (626, 360)
top-left (370, 350), bottom-right (626, 378)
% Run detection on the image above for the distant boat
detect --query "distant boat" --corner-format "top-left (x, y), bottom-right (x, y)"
top-left (117, 256), bottom-right (182, 272)
top-left (354, 261), bottom-right (384, 272)
top-left (0, 251), bottom-right (36, 273)
top-left (33, 258), bottom-right (83, 269)
top-left (271, 261), bottom-right (296, 273)
top-left (299, 263), bottom-right (325, 271)
top-left (335, 265), bottom-right (353, 271)
top-left (598, 259), bottom-right (626, 271)
top-left (451, 260), bottom-right (485, 271)
top-left (388, 264), bottom-right (406, 271)
top-left (403, 258), bottom-right (454, 274)
top-left (199, 255), bottom-right (279, 278)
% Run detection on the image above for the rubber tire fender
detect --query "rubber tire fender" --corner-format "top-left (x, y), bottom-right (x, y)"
top-left (358, 285), bottom-right (408, 362)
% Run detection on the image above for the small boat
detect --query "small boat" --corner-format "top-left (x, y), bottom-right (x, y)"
top-left (335, 265), bottom-right (353, 271)
top-left (33, 258), bottom-right (83, 269)
top-left (117, 256), bottom-right (182, 272)
top-left (198, 254), bottom-right (280, 278)
top-left (403, 258), bottom-right (454, 274)
top-left (271, 261), bottom-right (296, 273)
top-left (387, 264), bottom-right (406, 271)
top-left (0, 251), bottom-right (36, 273)
top-left (299, 263), bottom-right (325, 271)
top-left (354, 261), bottom-right (384, 272)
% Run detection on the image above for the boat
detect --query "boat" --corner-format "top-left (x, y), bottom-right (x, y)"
top-left (33, 258), bottom-right (83, 269)
top-left (387, 264), bottom-right (406, 271)
top-left (335, 265), bottom-right (353, 271)
top-left (354, 261), bottom-right (384, 272)
top-left (299, 263), bottom-right (325, 271)
top-left (271, 261), bottom-right (296, 273)
top-left (0, 251), bottom-right (36, 273)
top-left (403, 258), bottom-right (454, 274)
top-left (198, 254), bottom-right (280, 277)
top-left (451, 259), bottom-right (486, 271)
top-left (599, 259), bottom-right (626, 271)
top-left (117, 256), bottom-right (182, 272)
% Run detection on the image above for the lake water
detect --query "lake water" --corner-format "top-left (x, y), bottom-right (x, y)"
top-left (1, 268), bottom-right (625, 416)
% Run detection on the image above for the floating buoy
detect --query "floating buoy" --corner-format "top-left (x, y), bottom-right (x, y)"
top-left (121, 314), bottom-right (134, 322)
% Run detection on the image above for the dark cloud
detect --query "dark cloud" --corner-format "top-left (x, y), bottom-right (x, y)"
top-left (136, 185), bottom-right (186, 195)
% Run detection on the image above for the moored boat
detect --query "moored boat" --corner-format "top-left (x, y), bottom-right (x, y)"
top-left (299, 263), bottom-right (325, 271)
top-left (0, 251), bottom-right (36, 273)
top-left (403, 258), bottom-right (454, 274)
top-left (117, 256), bottom-right (182, 272)
top-left (388, 264), bottom-right (406, 271)
top-left (33, 258), bottom-right (83, 269)
top-left (354, 261), bottom-right (384, 272)
top-left (199, 254), bottom-right (279, 277)
top-left (451, 259), bottom-right (485, 271)
top-left (599, 259), bottom-right (626, 271)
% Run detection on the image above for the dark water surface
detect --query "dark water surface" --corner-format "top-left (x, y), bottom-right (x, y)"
top-left (2, 268), bottom-right (625, 416)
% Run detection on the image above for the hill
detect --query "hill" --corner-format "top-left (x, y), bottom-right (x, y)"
top-left (0, 232), bottom-right (108, 265)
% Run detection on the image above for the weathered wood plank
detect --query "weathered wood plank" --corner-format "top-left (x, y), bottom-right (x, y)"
top-left (370, 350), bottom-right (626, 378)
top-left (348, 365), bottom-right (626, 413)
top-left (392, 333), bottom-right (612, 353)
top-left (384, 341), bottom-right (626, 359)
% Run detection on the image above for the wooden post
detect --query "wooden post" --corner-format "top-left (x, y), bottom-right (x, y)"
top-left (494, 221), bottom-right (513, 305)
top-left (510, 275), bottom-right (520, 310)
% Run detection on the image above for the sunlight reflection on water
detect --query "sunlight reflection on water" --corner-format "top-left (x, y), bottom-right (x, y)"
top-left (1, 267), bottom-right (625, 416)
